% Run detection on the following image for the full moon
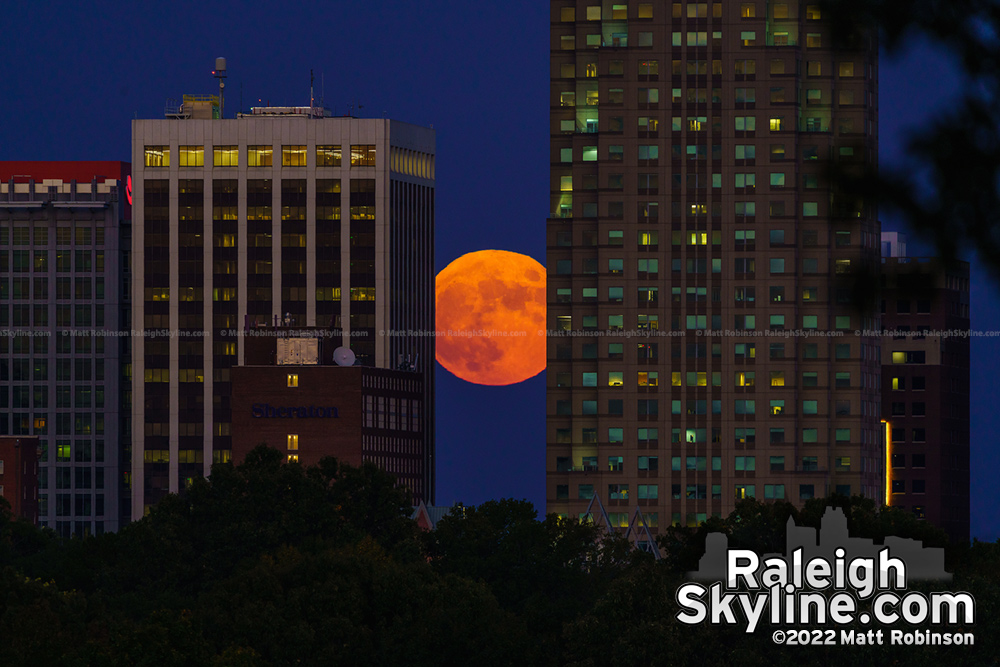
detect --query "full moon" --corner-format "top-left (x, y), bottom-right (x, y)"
top-left (436, 250), bottom-right (546, 385)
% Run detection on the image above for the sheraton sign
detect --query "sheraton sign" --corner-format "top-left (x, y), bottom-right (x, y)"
top-left (251, 403), bottom-right (339, 419)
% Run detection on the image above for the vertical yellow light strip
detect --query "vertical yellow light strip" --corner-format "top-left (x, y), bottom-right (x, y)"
top-left (882, 419), bottom-right (892, 506)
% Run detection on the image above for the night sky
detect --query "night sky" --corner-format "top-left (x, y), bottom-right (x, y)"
top-left (2, 1), bottom-right (996, 540)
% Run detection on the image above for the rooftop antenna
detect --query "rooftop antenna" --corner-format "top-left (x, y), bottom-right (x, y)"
top-left (213, 57), bottom-right (227, 118)
top-left (310, 69), bottom-right (314, 108)
top-left (333, 346), bottom-right (356, 367)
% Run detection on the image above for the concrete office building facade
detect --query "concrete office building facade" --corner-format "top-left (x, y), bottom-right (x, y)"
top-left (131, 103), bottom-right (434, 518)
top-left (547, 1), bottom-right (881, 531)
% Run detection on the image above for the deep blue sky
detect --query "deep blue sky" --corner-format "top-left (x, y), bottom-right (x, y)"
top-left (1, 1), bottom-right (996, 540)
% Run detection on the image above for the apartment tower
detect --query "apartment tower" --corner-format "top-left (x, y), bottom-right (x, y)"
top-left (547, 1), bottom-right (881, 531)
top-left (131, 99), bottom-right (434, 518)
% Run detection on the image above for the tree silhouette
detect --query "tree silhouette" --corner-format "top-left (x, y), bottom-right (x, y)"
top-left (824, 0), bottom-right (1000, 276)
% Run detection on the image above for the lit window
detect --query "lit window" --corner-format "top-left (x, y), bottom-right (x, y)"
top-left (213, 145), bottom-right (238, 166)
top-left (806, 33), bottom-right (822, 47)
top-left (288, 454), bottom-right (299, 463)
top-left (740, 3), bottom-right (755, 18)
top-left (351, 145), bottom-right (376, 166)
top-left (312, 145), bottom-right (341, 167)
top-left (248, 146), bottom-right (273, 167)
top-left (741, 31), bottom-right (756, 46)
top-left (279, 145), bottom-right (307, 166)
top-left (287, 374), bottom-right (299, 388)
top-left (178, 145), bottom-right (204, 167)
top-left (144, 146), bottom-right (169, 167)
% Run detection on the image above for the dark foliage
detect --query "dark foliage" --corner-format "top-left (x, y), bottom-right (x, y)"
top-left (822, 0), bottom-right (1000, 277)
top-left (0, 457), bottom-right (995, 665)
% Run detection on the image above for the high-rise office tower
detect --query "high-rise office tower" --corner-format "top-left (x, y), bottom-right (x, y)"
top-left (0, 162), bottom-right (131, 536)
top-left (880, 237), bottom-right (970, 542)
top-left (547, 1), bottom-right (881, 531)
top-left (131, 98), bottom-right (435, 519)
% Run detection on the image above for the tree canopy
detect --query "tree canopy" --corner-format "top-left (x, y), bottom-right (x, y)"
top-left (0, 452), bottom-right (995, 665)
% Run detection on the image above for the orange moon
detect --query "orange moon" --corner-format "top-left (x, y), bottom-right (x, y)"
top-left (436, 250), bottom-right (546, 385)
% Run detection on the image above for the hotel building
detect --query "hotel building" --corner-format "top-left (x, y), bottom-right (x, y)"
top-left (230, 329), bottom-right (429, 501)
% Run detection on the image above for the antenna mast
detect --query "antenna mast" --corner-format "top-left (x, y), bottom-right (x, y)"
top-left (213, 57), bottom-right (227, 118)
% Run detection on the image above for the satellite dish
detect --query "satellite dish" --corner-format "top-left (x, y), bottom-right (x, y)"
top-left (333, 347), bottom-right (356, 367)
